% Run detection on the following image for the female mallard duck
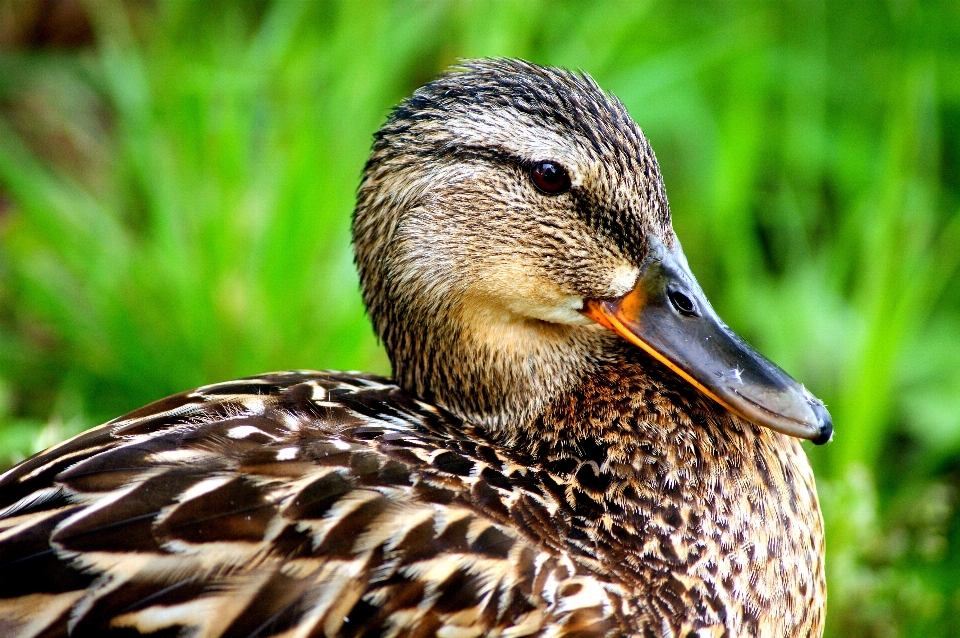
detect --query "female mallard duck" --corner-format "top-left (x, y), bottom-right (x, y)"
top-left (0, 59), bottom-right (831, 637)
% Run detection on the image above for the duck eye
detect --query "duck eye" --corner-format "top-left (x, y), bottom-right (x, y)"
top-left (530, 161), bottom-right (570, 195)
top-left (668, 288), bottom-right (698, 317)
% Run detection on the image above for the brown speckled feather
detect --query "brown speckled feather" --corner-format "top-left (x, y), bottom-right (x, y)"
top-left (0, 59), bottom-right (827, 637)
top-left (0, 361), bottom-right (822, 637)
top-left (0, 373), bottom-right (626, 637)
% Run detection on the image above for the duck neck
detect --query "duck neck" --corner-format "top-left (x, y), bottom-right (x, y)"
top-left (388, 307), bottom-right (618, 434)
top-left (507, 343), bottom-right (750, 461)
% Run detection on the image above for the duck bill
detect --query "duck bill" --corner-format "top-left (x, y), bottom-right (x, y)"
top-left (583, 238), bottom-right (833, 445)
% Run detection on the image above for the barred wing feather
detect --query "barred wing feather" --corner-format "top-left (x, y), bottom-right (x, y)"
top-left (0, 372), bottom-right (624, 638)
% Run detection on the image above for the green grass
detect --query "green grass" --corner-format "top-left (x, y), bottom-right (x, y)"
top-left (2, 1), bottom-right (960, 635)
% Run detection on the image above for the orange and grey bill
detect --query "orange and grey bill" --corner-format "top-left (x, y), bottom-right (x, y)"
top-left (583, 237), bottom-right (833, 445)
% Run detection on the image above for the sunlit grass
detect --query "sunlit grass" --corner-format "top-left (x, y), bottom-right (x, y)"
top-left (1, 1), bottom-right (959, 635)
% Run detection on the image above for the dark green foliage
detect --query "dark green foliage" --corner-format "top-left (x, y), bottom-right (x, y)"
top-left (1, 1), bottom-right (959, 635)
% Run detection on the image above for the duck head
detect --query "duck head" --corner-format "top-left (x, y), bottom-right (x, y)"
top-left (353, 59), bottom-right (832, 445)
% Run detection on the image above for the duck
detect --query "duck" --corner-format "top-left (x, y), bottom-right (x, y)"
top-left (0, 59), bottom-right (832, 638)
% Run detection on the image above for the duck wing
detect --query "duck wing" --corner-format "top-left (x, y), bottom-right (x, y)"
top-left (0, 371), bottom-right (624, 637)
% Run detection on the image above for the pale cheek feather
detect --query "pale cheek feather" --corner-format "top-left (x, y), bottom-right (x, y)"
top-left (605, 264), bottom-right (639, 298)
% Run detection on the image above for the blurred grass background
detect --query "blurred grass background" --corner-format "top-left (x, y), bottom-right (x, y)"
top-left (0, 0), bottom-right (959, 635)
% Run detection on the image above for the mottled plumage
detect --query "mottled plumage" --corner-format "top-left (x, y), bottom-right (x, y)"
top-left (0, 59), bottom-right (828, 637)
